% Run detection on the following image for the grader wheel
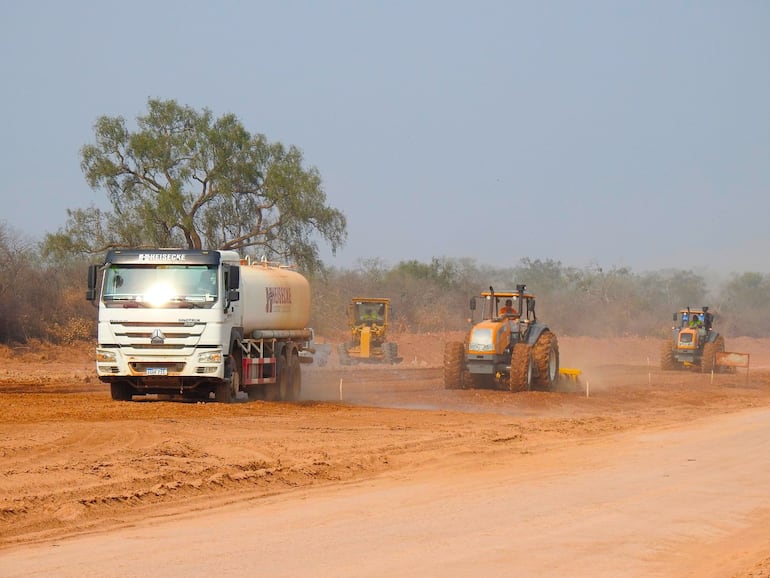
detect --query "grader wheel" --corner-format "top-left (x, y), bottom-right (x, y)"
top-left (443, 341), bottom-right (465, 389)
top-left (382, 342), bottom-right (399, 364)
top-left (509, 343), bottom-right (533, 392)
top-left (532, 330), bottom-right (559, 390)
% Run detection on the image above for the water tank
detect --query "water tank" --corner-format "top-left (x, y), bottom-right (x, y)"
top-left (239, 263), bottom-right (311, 332)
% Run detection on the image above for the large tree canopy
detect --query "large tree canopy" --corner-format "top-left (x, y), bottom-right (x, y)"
top-left (44, 98), bottom-right (346, 271)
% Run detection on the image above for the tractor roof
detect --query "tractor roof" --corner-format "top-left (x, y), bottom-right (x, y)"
top-left (480, 291), bottom-right (535, 299)
top-left (678, 307), bottom-right (711, 314)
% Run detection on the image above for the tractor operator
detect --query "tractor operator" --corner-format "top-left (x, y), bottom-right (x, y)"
top-left (500, 299), bottom-right (517, 316)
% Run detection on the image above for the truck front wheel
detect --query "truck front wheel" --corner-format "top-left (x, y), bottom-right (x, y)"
top-left (110, 381), bottom-right (133, 401)
top-left (216, 352), bottom-right (241, 403)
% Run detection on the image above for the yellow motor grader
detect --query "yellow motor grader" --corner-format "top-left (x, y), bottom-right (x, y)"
top-left (443, 285), bottom-right (561, 392)
top-left (338, 297), bottom-right (401, 364)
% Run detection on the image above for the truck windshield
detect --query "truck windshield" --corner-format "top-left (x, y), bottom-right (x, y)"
top-left (102, 265), bottom-right (218, 308)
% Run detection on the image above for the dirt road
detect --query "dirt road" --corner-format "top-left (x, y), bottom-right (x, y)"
top-left (1, 335), bottom-right (770, 576)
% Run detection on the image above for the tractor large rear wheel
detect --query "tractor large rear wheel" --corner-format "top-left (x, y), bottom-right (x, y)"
top-left (443, 341), bottom-right (465, 389)
top-left (660, 340), bottom-right (676, 370)
top-left (509, 343), bottom-right (533, 392)
top-left (701, 335), bottom-right (725, 373)
top-left (532, 331), bottom-right (559, 390)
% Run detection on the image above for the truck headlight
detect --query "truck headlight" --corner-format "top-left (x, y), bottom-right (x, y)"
top-left (198, 351), bottom-right (222, 363)
top-left (96, 349), bottom-right (116, 363)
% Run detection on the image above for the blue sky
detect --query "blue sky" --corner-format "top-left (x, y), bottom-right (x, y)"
top-left (2, 1), bottom-right (769, 275)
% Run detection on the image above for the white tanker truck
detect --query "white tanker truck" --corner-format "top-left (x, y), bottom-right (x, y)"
top-left (86, 248), bottom-right (316, 403)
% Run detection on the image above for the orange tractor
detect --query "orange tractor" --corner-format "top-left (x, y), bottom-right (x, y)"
top-left (443, 285), bottom-right (560, 391)
top-left (660, 306), bottom-right (725, 372)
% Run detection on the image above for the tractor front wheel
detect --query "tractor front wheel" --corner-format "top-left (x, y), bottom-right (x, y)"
top-left (701, 335), bottom-right (725, 373)
top-left (660, 340), bottom-right (676, 371)
top-left (443, 341), bottom-right (465, 389)
top-left (509, 343), bottom-right (533, 392)
top-left (532, 331), bottom-right (559, 390)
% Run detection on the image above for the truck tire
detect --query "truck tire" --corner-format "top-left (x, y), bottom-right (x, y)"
top-left (285, 350), bottom-right (302, 401)
top-left (215, 381), bottom-right (232, 403)
top-left (701, 335), bottom-right (725, 373)
top-left (229, 351), bottom-right (242, 395)
top-left (217, 352), bottom-right (241, 403)
top-left (110, 381), bottom-right (133, 401)
top-left (278, 351), bottom-right (302, 401)
top-left (443, 341), bottom-right (465, 389)
top-left (509, 343), bottom-right (533, 392)
top-left (532, 331), bottom-right (559, 390)
top-left (660, 340), bottom-right (676, 370)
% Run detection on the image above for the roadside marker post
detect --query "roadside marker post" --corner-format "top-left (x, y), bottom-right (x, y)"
top-left (647, 357), bottom-right (652, 386)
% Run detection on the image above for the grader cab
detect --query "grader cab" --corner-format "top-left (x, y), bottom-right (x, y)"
top-left (338, 297), bottom-right (401, 364)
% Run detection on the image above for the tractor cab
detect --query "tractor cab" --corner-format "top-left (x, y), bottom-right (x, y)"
top-left (466, 285), bottom-right (538, 358)
top-left (472, 284), bottom-right (536, 323)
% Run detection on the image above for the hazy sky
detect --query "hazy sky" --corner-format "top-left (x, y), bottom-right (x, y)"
top-left (2, 1), bottom-right (769, 275)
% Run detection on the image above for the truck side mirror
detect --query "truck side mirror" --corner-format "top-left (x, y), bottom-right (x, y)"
top-left (225, 265), bottom-right (240, 303)
top-left (86, 264), bottom-right (98, 301)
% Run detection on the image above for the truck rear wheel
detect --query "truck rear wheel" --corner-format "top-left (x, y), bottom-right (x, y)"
top-left (443, 341), bottom-right (465, 389)
top-left (292, 353), bottom-right (302, 400)
top-left (532, 331), bottom-right (559, 390)
top-left (509, 343), bottom-right (533, 392)
top-left (110, 381), bottom-right (133, 401)
top-left (278, 351), bottom-right (302, 401)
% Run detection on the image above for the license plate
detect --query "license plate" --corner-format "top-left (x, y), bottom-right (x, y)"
top-left (146, 367), bottom-right (168, 376)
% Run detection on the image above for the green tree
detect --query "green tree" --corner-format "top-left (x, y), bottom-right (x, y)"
top-left (44, 98), bottom-right (346, 272)
top-left (719, 272), bottom-right (770, 337)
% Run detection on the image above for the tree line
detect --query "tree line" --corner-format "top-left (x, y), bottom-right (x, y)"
top-left (1, 225), bottom-right (768, 344)
top-left (3, 98), bottom-right (767, 344)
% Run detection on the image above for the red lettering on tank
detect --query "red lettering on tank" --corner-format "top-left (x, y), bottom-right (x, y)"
top-left (265, 287), bottom-right (292, 313)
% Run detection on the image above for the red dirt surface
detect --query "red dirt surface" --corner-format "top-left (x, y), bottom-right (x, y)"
top-left (1, 334), bottom-right (770, 576)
